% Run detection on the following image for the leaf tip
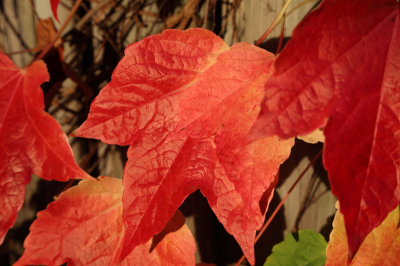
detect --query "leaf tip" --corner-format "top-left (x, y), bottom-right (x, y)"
top-left (347, 252), bottom-right (354, 265)
top-left (69, 130), bottom-right (77, 137)
top-left (347, 245), bottom-right (360, 265)
top-left (69, 128), bottom-right (85, 139)
top-left (82, 173), bottom-right (95, 180)
top-left (50, 0), bottom-right (61, 23)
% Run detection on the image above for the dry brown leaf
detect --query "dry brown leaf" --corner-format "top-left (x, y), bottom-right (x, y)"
top-left (36, 18), bottom-right (63, 51)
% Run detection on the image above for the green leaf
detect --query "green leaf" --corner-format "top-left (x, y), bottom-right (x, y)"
top-left (264, 230), bottom-right (327, 266)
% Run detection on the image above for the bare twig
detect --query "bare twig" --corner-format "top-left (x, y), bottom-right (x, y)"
top-left (0, 7), bottom-right (31, 50)
top-left (147, 0), bottom-right (168, 35)
top-left (75, 0), bottom-right (113, 31)
top-left (276, 0), bottom-right (286, 54)
top-left (255, 0), bottom-right (293, 46)
top-left (271, 0), bottom-right (319, 33)
top-left (286, 0), bottom-right (317, 17)
top-left (203, 0), bottom-right (210, 28)
top-left (218, 0), bottom-right (234, 36)
top-left (28, 0), bottom-right (39, 19)
top-left (164, 0), bottom-right (202, 30)
top-left (231, 0), bottom-right (242, 43)
top-left (33, 0), bottom-right (85, 63)
top-left (212, 0), bottom-right (216, 31)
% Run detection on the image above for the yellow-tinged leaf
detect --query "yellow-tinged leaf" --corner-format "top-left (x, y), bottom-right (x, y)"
top-left (297, 129), bottom-right (325, 144)
top-left (326, 202), bottom-right (400, 265)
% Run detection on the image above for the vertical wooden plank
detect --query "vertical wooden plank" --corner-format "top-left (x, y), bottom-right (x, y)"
top-left (222, 0), bottom-right (246, 46)
top-left (16, 0), bottom-right (35, 65)
top-left (277, 140), bottom-right (337, 238)
top-left (244, 0), bottom-right (282, 43)
top-left (243, 0), bottom-right (319, 43)
top-left (1, 0), bottom-right (35, 67)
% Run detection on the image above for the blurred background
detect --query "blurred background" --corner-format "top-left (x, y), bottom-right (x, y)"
top-left (0, 0), bottom-right (334, 265)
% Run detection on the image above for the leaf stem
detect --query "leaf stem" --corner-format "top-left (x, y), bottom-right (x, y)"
top-left (275, 0), bottom-right (286, 54)
top-left (32, 0), bottom-right (84, 64)
top-left (254, 0), bottom-right (293, 46)
top-left (28, 0), bottom-right (39, 19)
top-left (286, 0), bottom-right (317, 17)
top-left (273, 0), bottom-right (320, 33)
top-left (235, 149), bottom-right (323, 266)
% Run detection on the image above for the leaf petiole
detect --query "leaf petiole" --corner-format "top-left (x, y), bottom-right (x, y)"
top-left (254, 0), bottom-right (293, 46)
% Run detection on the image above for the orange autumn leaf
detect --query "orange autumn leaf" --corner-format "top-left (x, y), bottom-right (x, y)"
top-left (326, 202), bottom-right (400, 265)
top-left (36, 18), bottom-right (63, 51)
top-left (73, 29), bottom-right (293, 265)
top-left (16, 176), bottom-right (196, 266)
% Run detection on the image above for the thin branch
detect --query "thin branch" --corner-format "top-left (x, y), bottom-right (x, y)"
top-left (203, 0), bottom-right (210, 28)
top-left (58, 1), bottom-right (82, 21)
top-left (254, 0), bottom-right (293, 46)
top-left (49, 91), bottom-right (83, 116)
top-left (231, 0), bottom-right (242, 43)
top-left (33, 0), bottom-right (85, 63)
top-left (75, 0), bottom-right (113, 31)
top-left (146, 0), bottom-right (168, 35)
top-left (276, 0), bottom-right (286, 54)
top-left (0, 6), bottom-right (31, 50)
top-left (212, 0), bottom-right (217, 31)
top-left (293, 172), bottom-right (319, 232)
top-left (218, 0), bottom-right (234, 36)
top-left (273, 0), bottom-right (320, 31)
top-left (28, 0), bottom-right (39, 19)
top-left (286, 0), bottom-right (317, 17)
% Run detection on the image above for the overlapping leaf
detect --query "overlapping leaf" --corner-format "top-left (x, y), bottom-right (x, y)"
top-left (248, 0), bottom-right (400, 259)
top-left (171, 42), bottom-right (293, 220)
top-left (74, 29), bottom-right (293, 265)
top-left (50, 0), bottom-right (61, 22)
top-left (120, 134), bottom-right (286, 266)
top-left (326, 202), bottom-right (400, 265)
top-left (0, 53), bottom-right (90, 245)
top-left (120, 209), bottom-right (195, 266)
top-left (16, 176), bottom-right (196, 266)
top-left (73, 29), bottom-right (229, 145)
top-left (264, 230), bottom-right (327, 266)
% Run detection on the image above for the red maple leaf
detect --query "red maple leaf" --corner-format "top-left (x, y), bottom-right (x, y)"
top-left (0, 53), bottom-right (90, 245)
top-left (73, 29), bottom-right (229, 145)
top-left (73, 29), bottom-right (293, 265)
top-left (15, 176), bottom-right (196, 266)
top-left (171, 43), bottom-right (293, 221)
top-left (249, 0), bottom-right (400, 260)
top-left (50, 0), bottom-right (61, 23)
